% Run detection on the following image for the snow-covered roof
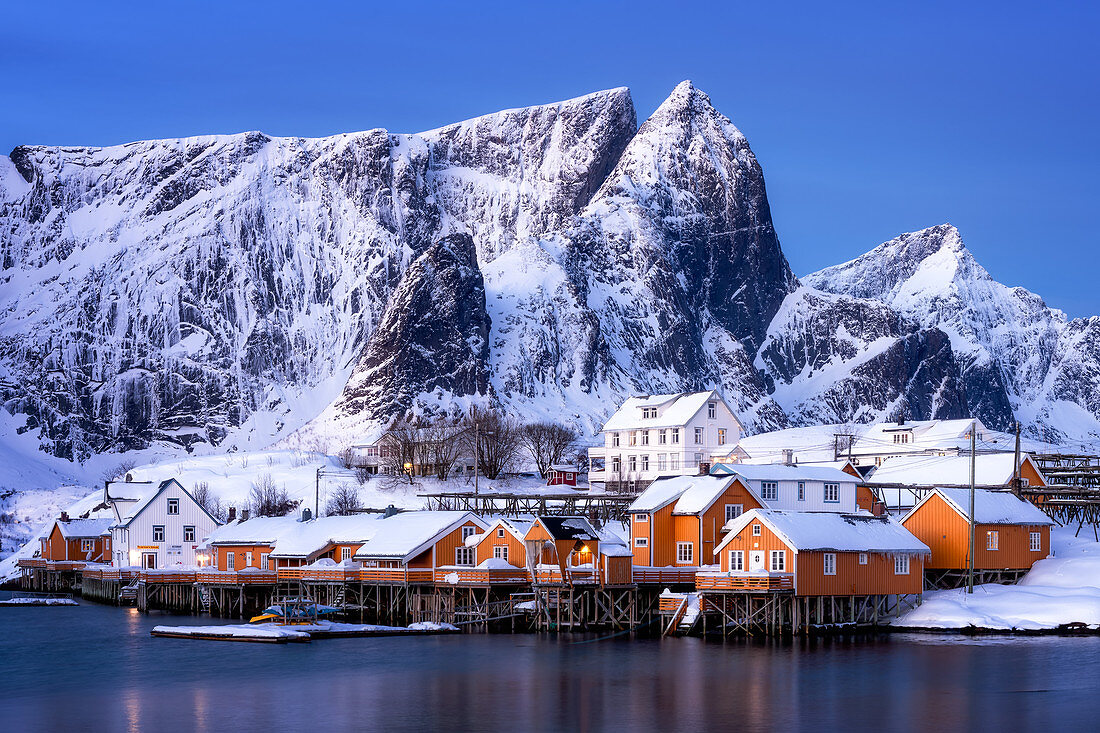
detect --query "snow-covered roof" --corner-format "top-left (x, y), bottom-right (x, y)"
top-left (628, 474), bottom-right (711, 513)
top-left (733, 424), bottom-right (865, 464)
top-left (672, 475), bottom-right (740, 515)
top-left (711, 463), bottom-right (858, 483)
top-left (206, 514), bottom-right (384, 558)
top-left (599, 543), bottom-right (633, 557)
top-left (114, 478), bottom-right (219, 528)
top-left (104, 480), bottom-right (158, 502)
top-left (866, 453), bottom-right (1040, 487)
top-left (601, 390), bottom-right (737, 432)
top-left (907, 488), bottom-right (1054, 526)
top-left (56, 518), bottom-right (113, 539)
top-left (354, 512), bottom-right (486, 561)
top-left (717, 509), bottom-right (930, 555)
top-left (534, 516), bottom-right (599, 542)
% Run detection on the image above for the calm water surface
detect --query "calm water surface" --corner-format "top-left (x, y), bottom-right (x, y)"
top-left (2, 597), bottom-right (1098, 732)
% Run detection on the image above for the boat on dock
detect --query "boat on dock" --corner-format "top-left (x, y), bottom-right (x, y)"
top-left (151, 620), bottom-right (459, 643)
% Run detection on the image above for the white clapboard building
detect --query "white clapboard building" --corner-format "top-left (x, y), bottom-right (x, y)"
top-left (106, 478), bottom-right (221, 569)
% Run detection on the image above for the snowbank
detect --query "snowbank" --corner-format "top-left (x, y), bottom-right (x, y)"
top-left (895, 528), bottom-right (1100, 631)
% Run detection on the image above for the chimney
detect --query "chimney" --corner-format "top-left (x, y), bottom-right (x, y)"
top-left (301, 508), bottom-right (312, 522)
top-left (783, 449), bottom-right (794, 466)
top-left (228, 507), bottom-right (236, 522)
top-left (241, 509), bottom-right (250, 521)
top-left (698, 462), bottom-right (711, 476)
top-left (383, 504), bottom-right (399, 518)
top-left (60, 511), bottom-right (70, 522)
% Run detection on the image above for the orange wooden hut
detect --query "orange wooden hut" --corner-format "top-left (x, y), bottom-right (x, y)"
top-left (901, 487), bottom-right (1054, 585)
top-left (40, 517), bottom-right (112, 564)
top-left (522, 516), bottom-right (631, 585)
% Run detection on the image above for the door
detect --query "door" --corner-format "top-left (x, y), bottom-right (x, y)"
top-left (749, 551), bottom-right (765, 572)
top-left (142, 552), bottom-right (157, 570)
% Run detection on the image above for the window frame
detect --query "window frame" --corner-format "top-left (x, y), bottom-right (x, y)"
top-left (797, 482), bottom-right (805, 501)
top-left (166, 498), bottom-right (180, 515)
top-left (761, 481), bottom-right (778, 501)
top-left (1029, 531), bottom-right (1041, 552)
top-left (986, 530), bottom-right (999, 551)
top-left (497, 527), bottom-right (506, 538)
top-left (183, 525), bottom-right (196, 543)
top-left (641, 454), bottom-right (650, 472)
top-left (634, 536), bottom-right (648, 548)
top-left (341, 547), bottom-right (352, 562)
top-left (823, 552), bottom-right (837, 575)
top-left (671, 428), bottom-right (680, 444)
top-left (708, 402), bottom-right (716, 419)
top-left (752, 524), bottom-right (762, 537)
top-left (858, 552), bottom-right (868, 565)
top-left (81, 539), bottom-right (95, 553)
top-left (676, 542), bottom-right (694, 564)
top-left (724, 504), bottom-right (744, 522)
top-left (658, 429), bottom-right (667, 445)
top-left (823, 483), bottom-right (839, 503)
top-left (454, 546), bottom-right (475, 566)
top-left (152, 525), bottom-right (165, 543)
top-left (894, 555), bottom-right (910, 575)
top-left (611, 432), bottom-right (620, 447)
top-left (493, 545), bottom-right (509, 561)
top-left (227, 552), bottom-right (236, 571)
top-left (729, 550), bottom-right (744, 571)
top-left (694, 427), bottom-right (704, 444)
top-left (769, 550), bottom-right (786, 572)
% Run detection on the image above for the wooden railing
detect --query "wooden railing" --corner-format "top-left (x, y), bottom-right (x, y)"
top-left (695, 573), bottom-right (794, 592)
top-left (433, 568), bottom-right (530, 585)
top-left (632, 567), bottom-right (699, 585)
top-left (81, 568), bottom-right (141, 581)
top-left (195, 569), bottom-right (278, 585)
top-left (141, 570), bottom-right (197, 584)
top-left (16, 559), bottom-right (88, 571)
top-left (357, 567), bottom-right (435, 584)
top-left (530, 568), bottom-right (596, 585)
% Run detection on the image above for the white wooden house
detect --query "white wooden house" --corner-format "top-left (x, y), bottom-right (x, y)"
top-left (106, 478), bottom-right (220, 569)
top-left (588, 390), bottom-right (744, 490)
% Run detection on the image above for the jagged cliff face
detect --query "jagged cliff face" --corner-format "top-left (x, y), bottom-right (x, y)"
top-left (1, 84), bottom-right (1095, 460)
top-left (806, 224), bottom-right (1100, 443)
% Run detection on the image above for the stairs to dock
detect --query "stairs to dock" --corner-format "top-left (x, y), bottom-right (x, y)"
top-left (118, 580), bottom-right (140, 605)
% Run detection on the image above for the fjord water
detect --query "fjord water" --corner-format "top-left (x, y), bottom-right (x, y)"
top-left (2, 600), bottom-right (1098, 732)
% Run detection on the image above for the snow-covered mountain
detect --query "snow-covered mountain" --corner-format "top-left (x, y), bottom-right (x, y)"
top-left (805, 224), bottom-right (1100, 444)
top-left (1, 83), bottom-right (1097, 465)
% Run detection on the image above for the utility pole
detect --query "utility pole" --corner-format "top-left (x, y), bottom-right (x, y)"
top-left (1013, 420), bottom-right (1022, 497)
top-left (474, 419), bottom-right (479, 496)
top-left (967, 421), bottom-right (976, 594)
top-left (315, 466), bottom-right (322, 519)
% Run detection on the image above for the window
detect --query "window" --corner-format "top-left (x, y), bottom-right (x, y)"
top-left (859, 553), bottom-right (868, 565)
top-left (493, 545), bottom-right (509, 562)
top-left (752, 524), bottom-right (762, 536)
top-left (641, 407), bottom-right (657, 419)
top-left (641, 430), bottom-right (650, 446)
top-left (892, 433), bottom-right (910, 444)
top-left (1030, 531), bottom-right (1041, 552)
top-left (153, 526), bottom-right (165, 542)
top-left (657, 454), bottom-right (667, 471)
top-left (986, 530), bottom-right (999, 551)
top-left (461, 526), bottom-right (477, 541)
top-left (641, 455), bottom-right (650, 472)
top-left (167, 498), bottom-right (179, 515)
top-left (823, 483), bottom-right (839, 503)
top-left (670, 455), bottom-right (680, 471)
top-left (693, 452), bottom-right (703, 467)
top-left (261, 553), bottom-right (269, 570)
top-left (455, 547), bottom-right (475, 566)
top-left (659, 429), bottom-right (667, 445)
top-left (797, 482), bottom-right (805, 501)
top-left (725, 504), bottom-right (744, 522)
top-left (366, 446), bottom-right (378, 457)
top-left (635, 536), bottom-right (648, 548)
top-left (823, 553), bottom-right (836, 575)
top-left (341, 547), bottom-right (352, 561)
top-left (629, 431), bottom-right (638, 446)
top-left (718, 428), bottom-right (726, 445)
top-left (708, 402), bottom-right (716, 419)
top-left (227, 552), bottom-right (235, 571)
top-left (761, 482), bottom-right (778, 501)
top-left (894, 555), bottom-right (910, 575)
top-left (628, 456), bottom-right (637, 472)
top-left (770, 550), bottom-right (786, 572)
top-left (676, 542), bottom-right (694, 564)
top-left (611, 457), bottom-right (621, 474)
top-left (729, 550), bottom-right (744, 571)
top-left (611, 432), bottom-right (620, 447)
top-left (81, 539), bottom-right (95, 552)
top-left (497, 527), bottom-right (506, 538)
top-left (671, 428), bottom-right (680, 444)
top-left (184, 526), bottom-right (195, 542)
top-left (634, 513), bottom-right (648, 523)
top-left (694, 427), bottom-right (704, 444)
top-left (1019, 477), bottom-right (1030, 488)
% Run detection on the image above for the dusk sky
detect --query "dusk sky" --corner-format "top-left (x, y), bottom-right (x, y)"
top-left (3, 1), bottom-right (1096, 315)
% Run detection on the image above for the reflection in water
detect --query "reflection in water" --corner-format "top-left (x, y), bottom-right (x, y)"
top-left (2, 602), bottom-right (1099, 732)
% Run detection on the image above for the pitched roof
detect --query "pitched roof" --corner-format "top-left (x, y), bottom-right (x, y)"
top-left (354, 512), bottom-right (486, 561)
top-left (627, 475), bottom-right (701, 513)
top-left (866, 453), bottom-right (1041, 487)
top-left (906, 488), bottom-right (1054, 526)
top-left (114, 478), bottom-right (221, 528)
top-left (733, 424), bottom-right (866, 464)
top-left (56, 518), bottom-right (113, 539)
top-left (710, 463), bottom-right (858, 483)
top-left (672, 475), bottom-right (740, 515)
top-left (717, 509), bottom-right (930, 555)
top-left (534, 516), bottom-right (599, 542)
top-left (601, 390), bottom-right (736, 431)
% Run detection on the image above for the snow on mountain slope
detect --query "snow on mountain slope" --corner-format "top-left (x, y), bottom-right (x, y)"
top-left (805, 224), bottom-right (1100, 443)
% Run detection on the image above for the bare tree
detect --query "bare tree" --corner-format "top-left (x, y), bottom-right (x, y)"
top-left (325, 484), bottom-right (361, 516)
top-left (354, 466), bottom-right (372, 485)
top-left (519, 421), bottom-right (579, 478)
top-left (380, 420), bottom-right (423, 482)
top-left (422, 420), bottom-right (463, 479)
top-left (249, 473), bottom-right (298, 517)
top-left (192, 481), bottom-right (227, 522)
top-left (100, 458), bottom-right (138, 484)
top-left (465, 405), bottom-right (521, 480)
top-left (337, 445), bottom-right (356, 470)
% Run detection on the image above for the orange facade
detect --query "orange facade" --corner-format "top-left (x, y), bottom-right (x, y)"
top-left (214, 543), bottom-right (273, 570)
top-left (428, 519), bottom-right (485, 567)
top-left (474, 525), bottom-right (527, 566)
top-left (902, 493), bottom-right (1050, 570)
top-left (631, 479), bottom-right (762, 567)
top-left (717, 519), bottom-right (924, 596)
top-left (41, 525), bottom-right (109, 563)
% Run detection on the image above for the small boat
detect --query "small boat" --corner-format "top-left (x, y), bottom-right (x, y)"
top-left (249, 598), bottom-right (340, 625)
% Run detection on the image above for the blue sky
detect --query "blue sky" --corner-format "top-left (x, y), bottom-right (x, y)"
top-left (2, 1), bottom-right (1097, 314)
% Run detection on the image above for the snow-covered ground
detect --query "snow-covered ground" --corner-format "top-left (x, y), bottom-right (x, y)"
top-left (895, 527), bottom-right (1100, 631)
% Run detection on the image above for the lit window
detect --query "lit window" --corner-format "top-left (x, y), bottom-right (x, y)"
top-left (823, 483), bottom-right (839, 503)
top-left (986, 530), bottom-right (999, 551)
top-left (761, 482), bottom-right (778, 501)
top-left (1030, 532), bottom-right (1041, 552)
top-left (752, 524), bottom-right (762, 537)
top-left (635, 537), bottom-right (648, 548)
top-left (676, 542), bottom-right (694, 564)
top-left (725, 504), bottom-right (743, 522)
top-left (894, 555), bottom-right (910, 575)
top-left (859, 553), bottom-right (868, 565)
top-left (152, 526), bottom-right (165, 542)
top-left (823, 553), bottom-right (836, 575)
top-left (81, 539), bottom-right (94, 553)
top-left (770, 550), bottom-right (786, 572)
top-left (729, 550), bottom-right (744, 571)
top-left (184, 526), bottom-right (195, 542)
top-left (629, 431), bottom-right (637, 446)
top-left (718, 428), bottom-right (726, 445)
top-left (167, 498), bottom-right (179, 515)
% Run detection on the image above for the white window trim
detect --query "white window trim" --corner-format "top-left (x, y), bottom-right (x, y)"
top-left (769, 550), bottom-right (786, 572)
top-left (858, 552), bottom-right (868, 565)
top-left (497, 527), bottom-right (506, 538)
top-left (752, 524), bottom-right (762, 536)
top-left (986, 530), bottom-right (999, 551)
top-left (725, 504), bottom-right (743, 522)
top-left (676, 542), bottom-right (694, 564)
top-left (634, 536), bottom-right (648, 548)
top-left (455, 547), bottom-right (475, 566)
top-left (493, 545), bottom-right (508, 561)
top-left (227, 552), bottom-right (236, 571)
top-left (728, 550), bottom-right (744, 571)
top-left (894, 555), bottom-right (910, 575)
top-left (1029, 531), bottom-right (1041, 552)
top-left (823, 552), bottom-right (836, 575)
